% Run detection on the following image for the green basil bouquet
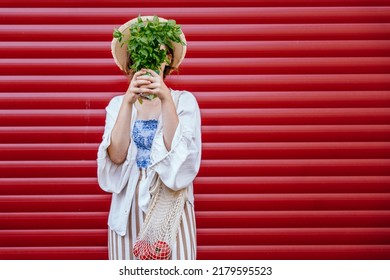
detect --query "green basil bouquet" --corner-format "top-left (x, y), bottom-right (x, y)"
top-left (113, 15), bottom-right (186, 104)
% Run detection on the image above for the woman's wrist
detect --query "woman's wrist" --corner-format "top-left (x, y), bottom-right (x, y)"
top-left (124, 91), bottom-right (138, 105)
top-left (160, 88), bottom-right (172, 103)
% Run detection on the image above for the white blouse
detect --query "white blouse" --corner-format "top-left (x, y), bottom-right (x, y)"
top-left (96, 89), bottom-right (202, 236)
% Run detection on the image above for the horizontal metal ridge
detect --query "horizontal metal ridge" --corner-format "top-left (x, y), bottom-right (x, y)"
top-left (196, 244), bottom-right (390, 260)
top-left (1, 176), bottom-right (389, 195)
top-left (0, 7), bottom-right (389, 24)
top-left (1, 41), bottom-right (390, 59)
top-left (0, 246), bottom-right (106, 260)
top-left (195, 193), bottom-right (390, 211)
top-left (0, 24), bottom-right (389, 41)
top-left (0, 193), bottom-right (389, 212)
top-left (0, 245), bottom-right (389, 260)
top-left (0, 125), bottom-right (389, 143)
top-left (1, 91), bottom-right (389, 109)
top-left (1, 107), bottom-right (390, 126)
top-left (0, 211), bottom-right (389, 229)
top-left (0, 142), bottom-right (389, 160)
top-left (0, 0), bottom-right (388, 8)
top-left (197, 227), bottom-right (390, 245)
top-left (195, 210), bottom-right (390, 228)
top-left (0, 229), bottom-right (107, 247)
top-left (0, 177), bottom-right (101, 195)
top-left (1, 74), bottom-right (389, 92)
top-left (1, 57), bottom-right (390, 75)
top-left (0, 228), bottom-right (389, 247)
top-left (0, 158), bottom-right (389, 177)
top-left (193, 176), bottom-right (390, 194)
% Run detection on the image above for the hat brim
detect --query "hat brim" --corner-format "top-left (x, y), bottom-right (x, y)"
top-left (111, 15), bottom-right (187, 73)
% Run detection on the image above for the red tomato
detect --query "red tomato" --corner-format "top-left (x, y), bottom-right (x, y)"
top-left (150, 240), bottom-right (171, 260)
top-left (139, 247), bottom-right (152, 260)
top-left (133, 240), bottom-right (152, 260)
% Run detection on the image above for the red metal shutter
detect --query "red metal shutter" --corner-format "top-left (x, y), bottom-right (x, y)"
top-left (0, 0), bottom-right (389, 260)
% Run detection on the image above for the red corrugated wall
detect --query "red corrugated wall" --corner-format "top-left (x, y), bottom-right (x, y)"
top-left (0, 0), bottom-right (390, 260)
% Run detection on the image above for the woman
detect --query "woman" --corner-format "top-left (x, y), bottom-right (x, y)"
top-left (97, 16), bottom-right (202, 260)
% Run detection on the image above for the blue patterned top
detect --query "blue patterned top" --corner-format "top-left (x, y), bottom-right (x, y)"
top-left (132, 119), bottom-right (159, 168)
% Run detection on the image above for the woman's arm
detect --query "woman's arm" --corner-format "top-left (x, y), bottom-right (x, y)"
top-left (107, 100), bottom-right (133, 165)
top-left (160, 92), bottom-right (179, 152)
top-left (97, 96), bottom-right (134, 194)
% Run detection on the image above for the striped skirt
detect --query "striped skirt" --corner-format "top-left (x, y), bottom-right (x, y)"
top-left (108, 167), bottom-right (197, 260)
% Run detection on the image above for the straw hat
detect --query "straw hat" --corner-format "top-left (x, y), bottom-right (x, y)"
top-left (111, 15), bottom-right (187, 73)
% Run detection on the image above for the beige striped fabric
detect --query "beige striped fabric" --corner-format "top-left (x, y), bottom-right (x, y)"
top-left (108, 167), bottom-right (197, 260)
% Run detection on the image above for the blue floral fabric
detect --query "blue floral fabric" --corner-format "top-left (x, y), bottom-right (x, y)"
top-left (132, 119), bottom-right (159, 168)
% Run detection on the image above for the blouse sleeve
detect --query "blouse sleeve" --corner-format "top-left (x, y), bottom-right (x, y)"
top-left (96, 96), bottom-right (133, 194)
top-left (149, 91), bottom-right (202, 191)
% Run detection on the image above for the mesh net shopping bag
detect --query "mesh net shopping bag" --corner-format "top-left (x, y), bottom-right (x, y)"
top-left (133, 177), bottom-right (186, 260)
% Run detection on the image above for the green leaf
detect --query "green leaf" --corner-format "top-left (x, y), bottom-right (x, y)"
top-left (139, 36), bottom-right (147, 44)
top-left (140, 49), bottom-right (148, 57)
top-left (123, 14), bottom-right (186, 73)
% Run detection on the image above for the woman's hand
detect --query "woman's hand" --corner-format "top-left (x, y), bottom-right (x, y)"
top-left (124, 69), bottom-right (152, 104)
top-left (135, 69), bottom-right (172, 101)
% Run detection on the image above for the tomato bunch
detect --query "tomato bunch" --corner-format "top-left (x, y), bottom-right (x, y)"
top-left (133, 240), bottom-right (171, 260)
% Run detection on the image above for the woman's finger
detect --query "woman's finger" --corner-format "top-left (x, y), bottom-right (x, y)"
top-left (130, 87), bottom-right (153, 94)
top-left (131, 70), bottom-right (147, 80)
top-left (144, 69), bottom-right (159, 77)
top-left (143, 82), bottom-right (159, 89)
top-left (136, 69), bottom-right (147, 75)
top-left (134, 80), bottom-right (151, 87)
top-left (136, 75), bottom-right (154, 82)
top-left (146, 88), bottom-right (159, 94)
